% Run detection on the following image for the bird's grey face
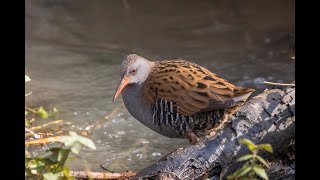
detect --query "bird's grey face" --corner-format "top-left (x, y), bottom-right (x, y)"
top-left (121, 57), bottom-right (141, 84)
top-left (113, 54), bottom-right (152, 101)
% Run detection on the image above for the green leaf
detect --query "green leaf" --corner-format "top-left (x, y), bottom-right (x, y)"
top-left (240, 139), bottom-right (256, 151)
top-left (227, 162), bottom-right (250, 179)
top-left (227, 171), bottom-right (239, 179)
top-left (61, 166), bottom-right (75, 180)
top-left (60, 131), bottom-right (96, 151)
top-left (239, 166), bottom-right (252, 177)
top-left (253, 166), bottom-right (269, 180)
top-left (258, 144), bottom-right (273, 153)
top-left (62, 166), bottom-right (70, 176)
top-left (256, 155), bottom-right (270, 168)
top-left (43, 172), bottom-right (60, 180)
top-left (57, 148), bottom-right (70, 163)
top-left (76, 137), bottom-right (96, 150)
top-left (227, 168), bottom-right (242, 179)
top-left (237, 154), bottom-right (253, 162)
top-left (37, 107), bottom-right (49, 119)
top-left (71, 142), bottom-right (82, 155)
top-left (43, 148), bottom-right (60, 163)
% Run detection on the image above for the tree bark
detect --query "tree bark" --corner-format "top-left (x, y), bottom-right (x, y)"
top-left (134, 87), bottom-right (295, 180)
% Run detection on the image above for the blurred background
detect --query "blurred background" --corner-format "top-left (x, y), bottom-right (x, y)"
top-left (25, 0), bottom-right (294, 172)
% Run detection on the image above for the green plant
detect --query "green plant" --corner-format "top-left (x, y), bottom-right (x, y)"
top-left (25, 131), bottom-right (96, 179)
top-left (227, 139), bottom-right (273, 180)
top-left (25, 75), bottom-right (96, 179)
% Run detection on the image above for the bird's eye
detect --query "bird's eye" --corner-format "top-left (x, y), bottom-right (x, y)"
top-left (130, 69), bottom-right (136, 75)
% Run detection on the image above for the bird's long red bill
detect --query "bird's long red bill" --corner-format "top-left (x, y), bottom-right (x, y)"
top-left (113, 76), bottom-right (130, 101)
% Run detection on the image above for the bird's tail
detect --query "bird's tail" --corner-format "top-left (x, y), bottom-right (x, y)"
top-left (233, 86), bottom-right (255, 103)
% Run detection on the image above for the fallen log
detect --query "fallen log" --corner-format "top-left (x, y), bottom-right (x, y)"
top-left (134, 87), bottom-right (295, 179)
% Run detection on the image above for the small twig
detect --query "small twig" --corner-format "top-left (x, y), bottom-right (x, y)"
top-left (25, 132), bottom-right (53, 138)
top-left (25, 91), bottom-right (32, 97)
top-left (53, 130), bottom-right (64, 135)
top-left (69, 170), bottom-right (136, 179)
top-left (29, 120), bottom-right (64, 131)
top-left (25, 128), bottom-right (41, 139)
top-left (100, 164), bottom-right (114, 173)
top-left (262, 81), bottom-right (295, 86)
top-left (25, 106), bottom-right (38, 114)
top-left (25, 136), bottom-right (63, 146)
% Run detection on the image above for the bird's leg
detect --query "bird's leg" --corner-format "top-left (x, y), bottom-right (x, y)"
top-left (186, 132), bottom-right (200, 145)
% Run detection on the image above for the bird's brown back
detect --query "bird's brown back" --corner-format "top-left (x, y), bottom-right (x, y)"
top-left (143, 60), bottom-right (254, 116)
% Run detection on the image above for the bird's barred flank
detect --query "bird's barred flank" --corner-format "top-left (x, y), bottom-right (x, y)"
top-left (151, 97), bottom-right (225, 136)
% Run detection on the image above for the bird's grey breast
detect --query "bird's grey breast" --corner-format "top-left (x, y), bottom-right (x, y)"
top-left (122, 84), bottom-right (182, 138)
top-left (122, 84), bottom-right (152, 124)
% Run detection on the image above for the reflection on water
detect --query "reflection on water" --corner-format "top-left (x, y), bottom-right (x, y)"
top-left (25, 0), bottom-right (294, 171)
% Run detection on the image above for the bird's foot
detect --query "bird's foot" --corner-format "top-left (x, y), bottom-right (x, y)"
top-left (186, 132), bottom-right (200, 145)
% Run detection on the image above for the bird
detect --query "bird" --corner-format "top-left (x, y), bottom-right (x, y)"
top-left (113, 54), bottom-right (254, 144)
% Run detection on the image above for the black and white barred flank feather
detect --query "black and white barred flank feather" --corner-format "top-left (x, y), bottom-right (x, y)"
top-left (151, 97), bottom-right (225, 137)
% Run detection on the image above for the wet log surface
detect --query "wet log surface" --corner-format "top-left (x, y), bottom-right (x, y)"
top-left (134, 87), bottom-right (295, 179)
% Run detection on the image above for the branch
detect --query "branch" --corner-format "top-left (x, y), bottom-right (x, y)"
top-left (134, 87), bottom-right (295, 179)
top-left (29, 120), bottom-right (64, 131)
top-left (25, 136), bottom-right (63, 146)
top-left (263, 81), bottom-right (295, 86)
top-left (69, 170), bottom-right (135, 179)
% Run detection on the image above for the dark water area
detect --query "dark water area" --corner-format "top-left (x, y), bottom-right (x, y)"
top-left (25, 0), bottom-right (294, 172)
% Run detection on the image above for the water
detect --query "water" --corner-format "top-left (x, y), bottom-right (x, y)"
top-left (25, 0), bottom-right (294, 172)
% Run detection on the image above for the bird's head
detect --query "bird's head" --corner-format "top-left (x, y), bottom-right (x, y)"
top-left (113, 54), bottom-right (154, 101)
